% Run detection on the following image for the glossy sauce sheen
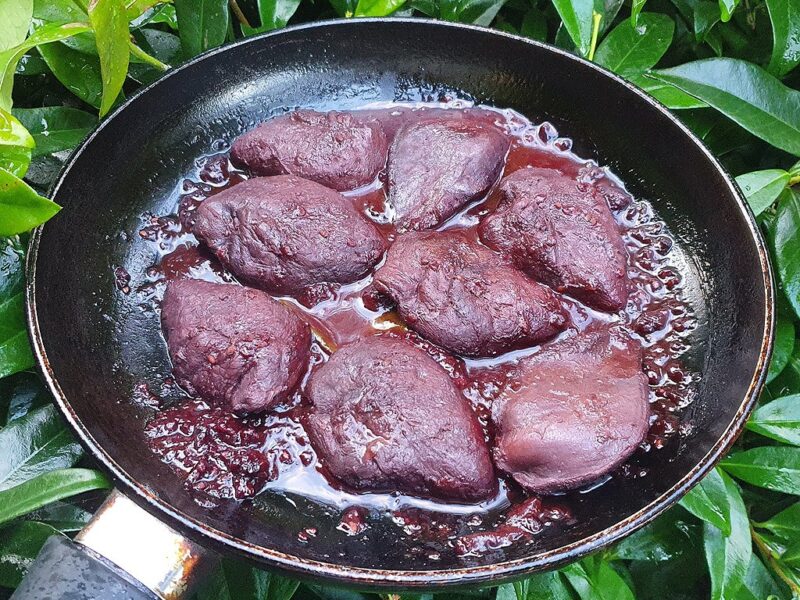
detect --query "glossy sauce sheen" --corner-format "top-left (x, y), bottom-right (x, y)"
top-left (136, 103), bottom-right (697, 554)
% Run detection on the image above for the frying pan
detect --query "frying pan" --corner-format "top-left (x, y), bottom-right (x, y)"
top-left (16, 18), bottom-right (773, 599)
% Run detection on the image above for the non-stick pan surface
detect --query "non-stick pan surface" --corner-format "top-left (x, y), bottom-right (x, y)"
top-left (26, 19), bottom-right (773, 590)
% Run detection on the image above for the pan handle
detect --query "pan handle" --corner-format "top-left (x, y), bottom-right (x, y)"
top-left (11, 490), bottom-right (213, 600)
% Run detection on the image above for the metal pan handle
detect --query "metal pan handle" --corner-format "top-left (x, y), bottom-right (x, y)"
top-left (11, 490), bottom-right (212, 600)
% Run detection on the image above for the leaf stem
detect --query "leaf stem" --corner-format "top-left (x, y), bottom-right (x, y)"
top-left (229, 0), bottom-right (253, 28)
top-left (587, 12), bottom-right (602, 61)
top-left (751, 525), bottom-right (800, 596)
top-left (790, 175), bottom-right (800, 187)
top-left (128, 40), bottom-right (169, 71)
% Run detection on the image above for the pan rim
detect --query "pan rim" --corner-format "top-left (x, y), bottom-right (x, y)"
top-left (25, 17), bottom-right (775, 589)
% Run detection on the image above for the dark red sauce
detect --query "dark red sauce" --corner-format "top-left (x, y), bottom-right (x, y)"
top-left (136, 102), bottom-right (697, 553)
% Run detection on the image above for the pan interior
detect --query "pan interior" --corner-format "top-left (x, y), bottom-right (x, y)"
top-left (31, 20), bottom-right (769, 584)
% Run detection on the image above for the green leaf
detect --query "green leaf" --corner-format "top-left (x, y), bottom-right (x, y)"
top-left (87, 0), bottom-right (129, 117)
top-left (496, 572), bottom-right (573, 600)
top-left (0, 521), bottom-right (61, 588)
top-left (629, 75), bottom-right (708, 109)
top-left (693, 2), bottom-right (719, 42)
top-left (36, 41), bottom-right (104, 109)
top-left (767, 316), bottom-right (795, 382)
top-left (242, 0), bottom-right (303, 31)
top-left (438, 0), bottom-right (509, 25)
top-left (32, 0), bottom-right (96, 56)
top-left (702, 471), bottom-right (751, 600)
top-left (25, 500), bottom-right (93, 532)
top-left (0, 107), bottom-right (34, 178)
top-left (520, 7), bottom-right (548, 41)
top-left (649, 58), bottom-right (800, 156)
top-left (0, 405), bottom-right (83, 492)
top-left (595, 13), bottom-right (674, 77)
top-left (765, 0), bottom-right (800, 77)
top-left (0, 242), bottom-right (34, 381)
top-left (721, 446), bottom-right (800, 494)
top-left (735, 169), bottom-right (790, 217)
top-left (174, 0), bottom-right (229, 58)
top-left (756, 502), bottom-right (800, 543)
top-left (0, 0), bottom-right (34, 52)
top-left (773, 188), bottom-right (800, 321)
top-left (747, 394), bottom-right (800, 446)
top-left (197, 557), bottom-right (300, 600)
top-left (736, 554), bottom-right (784, 600)
top-left (551, 0), bottom-right (594, 56)
top-left (0, 168), bottom-right (60, 237)
top-left (0, 468), bottom-right (111, 527)
top-left (0, 22), bottom-right (93, 111)
top-left (718, 0), bottom-right (738, 22)
top-left (563, 558), bottom-right (635, 600)
top-left (1, 372), bottom-right (50, 424)
top-left (630, 0), bottom-right (646, 25)
top-left (354, 0), bottom-right (405, 16)
top-left (12, 107), bottom-right (96, 157)
top-left (679, 467), bottom-right (732, 535)
top-left (613, 506), bottom-right (698, 561)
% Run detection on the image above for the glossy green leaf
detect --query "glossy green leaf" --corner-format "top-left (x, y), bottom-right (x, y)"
top-left (32, 0), bottom-right (98, 56)
top-left (629, 75), bottom-right (708, 109)
top-left (197, 557), bottom-right (300, 600)
top-left (1, 372), bottom-right (50, 424)
top-left (747, 394), bottom-right (800, 446)
top-left (25, 500), bottom-right (93, 532)
top-left (766, 0), bottom-right (800, 77)
top-left (756, 501), bottom-right (800, 542)
top-left (563, 558), bottom-right (635, 600)
top-left (630, 0), bottom-right (646, 25)
top-left (649, 59), bottom-right (800, 156)
top-left (438, 0), bottom-right (509, 25)
top-left (174, 0), bottom-right (229, 58)
top-left (37, 41), bottom-right (103, 109)
top-left (520, 7), bottom-right (548, 40)
top-left (496, 572), bottom-right (573, 600)
top-left (702, 471), bottom-right (751, 600)
top-left (125, 0), bottom-right (164, 20)
top-left (241, 0), bottom-right (303, 32)
top-left (767, 316), bottom-right (795, 382)
top-left (613, 506), bottom-right (698, 561)
top-left (693, 1), bottom-right (719, 42)
top-left (721, 446), bottom-right (800, 494)
top-left (736, 554), bottom-right (785, 600)
top-left (0, 167), bottom-right (60, 237)
top-left (354, 0), bottom-right (406, 16)
top-left (0, 468), bottom-right (111, 527)
top-left (679, 467), bottom-right (732, 535)
top-left (88, 0), bottom-right (129, 117)
top-left (0, 107), bottom-right (33, 178)
top-left (0, 22), bottom-right (93, 111)
top-left (0, 521), bottom-right (61, 588)
top-left (551, 0), bottom-right (594, 56)
top-left (774, 188), bottom-right (800, 321)
top-left (735, 169), bottom-right (790, 217)
top-left (0, 405), bottom-right (83, 492)
top-left (12, 106), bottom-right (96, 157)
top-left (718, 0), bottom-right (738, 22)
top-left (0, 0), bottom-right (34, 52)
top-left (595, 13), bottom-right (674, 77)
top-left (0, 242), bottom-right (33, 380)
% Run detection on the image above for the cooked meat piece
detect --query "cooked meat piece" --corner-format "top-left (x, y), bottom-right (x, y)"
top-left (373, 231), bottom-right (569, 357)
top-left (305, 335), bottom-right (496, 502)
top-left (193, 176), bottom-right (386, 296)
top-left (492, 326), bottom-right (649, 493)
top-left (161, 279), bottom-right (311, 414)
top-left (388, 119), bottom-right (510, 231)
top-left (230, 110), bottom-right (388, 191)
top-left (478, 167), bottom-right (629, 311)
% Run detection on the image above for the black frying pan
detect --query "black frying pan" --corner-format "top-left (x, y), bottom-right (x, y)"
top-left (20, 18), bottom-right (773, 596)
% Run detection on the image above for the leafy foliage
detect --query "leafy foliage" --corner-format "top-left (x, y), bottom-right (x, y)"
top-left (1, 0), bottom-right (800, 597)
